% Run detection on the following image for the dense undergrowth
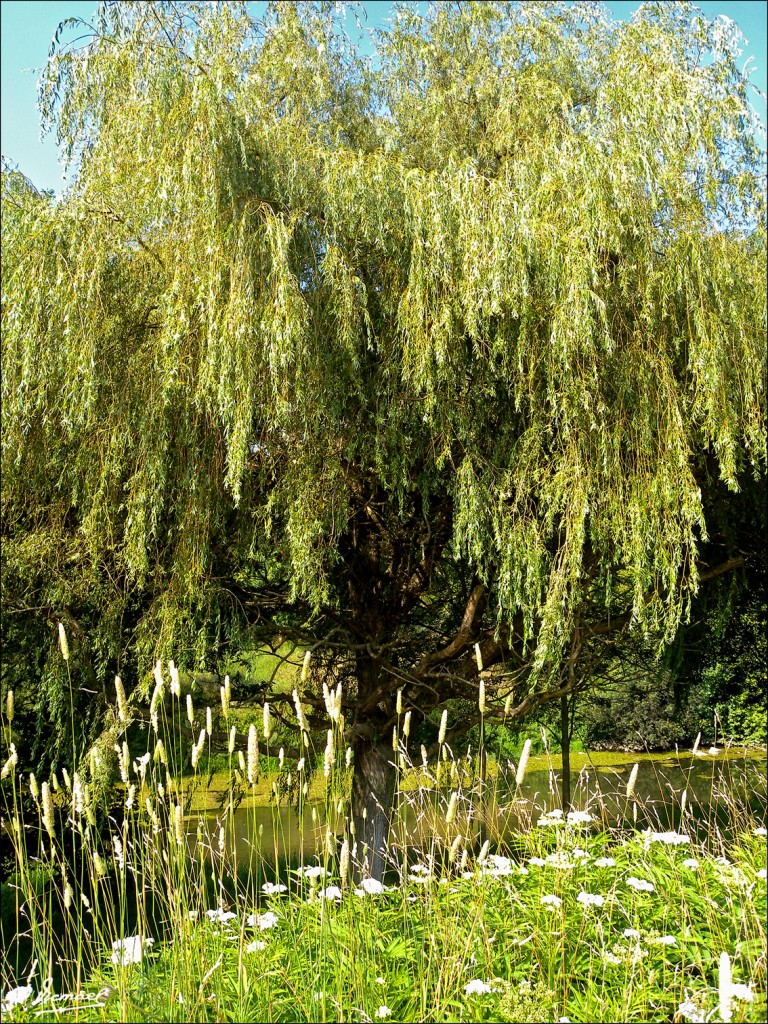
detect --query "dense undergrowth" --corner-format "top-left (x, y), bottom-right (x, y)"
top-left (1, 654), bottom-right (766, 1023)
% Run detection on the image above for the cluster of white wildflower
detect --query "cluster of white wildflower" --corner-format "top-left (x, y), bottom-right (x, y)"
top-left (296, 864), bottom-right (325, 879)
top-left (576, 891), bottom-right (605, 908)
top-left (261, 882), bottom-right (287, 895)
top-left (317, 885), bottom-right (343, 901)
top-left (354, 877), bottom-right (389, 896)
top-left (719, 950), bottom-right (755, 1023)
top-left (626, 876), bottom-right (654, 892)
top-left (247, 911), bottom-right (279, 930)
top-left (111, 935), bottom-right (154, 966)
top-left (644, 829), bottom-right (690, 847)
top-left (206, 908), bottom-right (236, 925)
top-left (540, 894), bottom-right (562, 909)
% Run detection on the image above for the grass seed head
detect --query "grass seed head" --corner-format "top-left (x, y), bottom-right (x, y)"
top-left (42, 781), bottom-right (55, 838)
top-left (248, 724), bottom-right (259, 784)
top-left (169, 659), bottom-right (181, 697)
top-left (515, 739), bottom-right (531, 788)
top-left (115, 676), bottom-right (128, 723)
top-left (58, 622), bottom-right (69, 661)
top-left (626, 763), bottom-right (639, 800)
top-left (438, 709), bottom-right (448, 746)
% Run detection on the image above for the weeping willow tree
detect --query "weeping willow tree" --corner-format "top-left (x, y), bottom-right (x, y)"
top-left (2, 1), bottom-right (765, 876)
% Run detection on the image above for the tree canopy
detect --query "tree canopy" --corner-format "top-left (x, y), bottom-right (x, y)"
top-left (2, 1), bottom-right (765, 873)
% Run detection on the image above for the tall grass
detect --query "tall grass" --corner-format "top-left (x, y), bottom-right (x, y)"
top-left (1, 655), bottom-right (766, 1023)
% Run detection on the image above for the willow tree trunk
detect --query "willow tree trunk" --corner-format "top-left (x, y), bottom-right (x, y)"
top-left (349, 652), bottom-right (398, 881)
top-left (351, 732), bottom-right (397, 882)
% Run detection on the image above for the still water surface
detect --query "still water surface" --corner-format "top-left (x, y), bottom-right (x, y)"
top-left (188, 752), bottom-right (767, 863)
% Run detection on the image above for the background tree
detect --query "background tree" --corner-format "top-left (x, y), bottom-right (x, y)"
top-left (2, 1), bottom-right (765, 877)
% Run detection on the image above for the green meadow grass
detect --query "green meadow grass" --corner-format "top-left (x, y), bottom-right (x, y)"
top-left (1, 663), bottom-right (766, 1023)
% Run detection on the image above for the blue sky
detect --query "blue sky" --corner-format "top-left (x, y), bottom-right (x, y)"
top-left (2, 0), bottom-right (766, 193)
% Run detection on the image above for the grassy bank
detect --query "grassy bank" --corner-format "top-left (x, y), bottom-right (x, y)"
top-left (1, 667), bottom-right (766, 1022)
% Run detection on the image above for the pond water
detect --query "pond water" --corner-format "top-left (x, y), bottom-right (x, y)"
top-left (187, 751), bottom-right (768, 864)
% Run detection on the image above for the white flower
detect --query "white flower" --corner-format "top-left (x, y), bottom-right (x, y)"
top-left (111, 935), bottom-right (154, 965)
top-left (576, 891), bottom-right (605, 907)
top-left (545, 852), bottom-right (574, 870)
top-left (464, 979), bottom-right (492, 995)
top-left (297, 864), bottom-right (325, 879)
top-left (753, 826), bottom-right (767, 837)
top-left (246, 939), bottom-right (266, 952)
top-left (626, 877), bottom-right (654, 892)
top-left (604, 952), bottom-right (621, 965)
top-left (247, 911), bottom-right (279, 930)
top-left (410, 863), bottom-right (431, 875)
top-left (261, 882), bottom-right (288, 895)
top-left (567, 810), bottom-right (593, 826)
top-left (375, 1007), bottom-right (392, 1019)
top-left (488, 854), bottom-right (511, 870)
top-left (317, 885), bottom-right (342, 901)
top-left (540, 894), bottom-right (562, 908)
top-left (571, 848), bottom-right (590, 860)
top-left (682, 858), bottom-right (700, 869)
top-left (206, 908), bottom-right (237, 924)
top-left (648, 830), bottom-right (690, 845)
top-left (354, 877), bottom-right (386, 896)
top-left (651, 935), bottom-right (676, 946)
top-left (375, 977), bottom-right (386, 985)
top-left (623, 928), bottom-right (641, 939)
top-left (728, 983), bottom-right (755, 1002)
top-left (538, 811), bottom-right (566, 826)
top-left (2, 985), bottom-right (33, 1010)
top-left (677, 998), bottom-right (705, 1023)
top-left (757, 868), bottom-right (767, 880)
top-left (188, 910), bottom-right (199, 921)
top-left (528, 856), bottom-right (546, 866)
top-left (485, 854), bottom-right (514, 877)
top-left (594, 857), bottom-right (615, 867)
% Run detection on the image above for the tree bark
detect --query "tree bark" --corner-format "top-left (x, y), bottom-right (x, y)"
top-left (351, 730), bottom-right (397, 882)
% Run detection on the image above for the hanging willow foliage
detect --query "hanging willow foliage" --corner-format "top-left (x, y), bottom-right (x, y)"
top-left (1, 1), bottom-right (765, 715)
